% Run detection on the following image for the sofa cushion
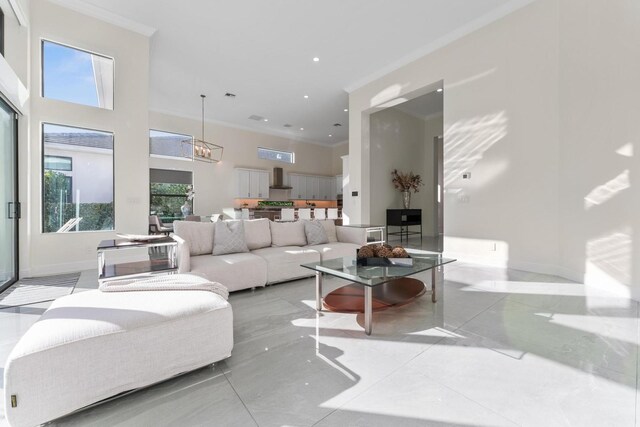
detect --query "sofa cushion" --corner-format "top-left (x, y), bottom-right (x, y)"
top-left (304, 220), bottom-right (329, 245)
top-left (251, 246), bottom-right (320, 284)
top-left (306, 242), bottom-right (360, 261)
top-left (319, 220), bottom-right (338, 243)
top-left (213, 220), bottom-right (249, 255)
top-left (270, 220), bottom-right (307, 247)
top-left (3, 288), bottom-right (232, 427)
top-left (191, 253), bottom-right (267, 292)
top-left (173, 221), bottom-right (215, 256)
top-left (242, 218), bottom-right (272, 250)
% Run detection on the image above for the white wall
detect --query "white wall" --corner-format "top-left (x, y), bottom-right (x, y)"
top-left (24, 0), bottom-right (150, 276)
top-left (45, 145), bottom-right (113, 203)
top-left (557, 0), bottom-right (640, 299)
top-left (369, 107), bottom-right (426, 226)
top-left (149, 111), bottom-right (335, 215)
top-left (349, 0), bottom-right (640, 300)
top-left (422, 114), bottom-right (443, 236)
top-left (349, 0), bottom-right (561, 273)
top-left (331, 141), bottom-right (348, 175)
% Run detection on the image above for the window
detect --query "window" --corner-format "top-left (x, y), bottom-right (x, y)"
top-left (42, 123), bottom-right (114, 233)
top-left (258, 147), bottom-right (295, 164)
top-left (42, 40), bottom-right (114, 109)
top-left (150, 169), bottom-right (193, 224)
top-left (44, 155), bottom-right (72, 171)
top-left (149, 129), bottom-right (193, 160)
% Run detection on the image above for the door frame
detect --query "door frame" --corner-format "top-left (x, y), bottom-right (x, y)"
top-left (0, 97), bottom-right (19, 293)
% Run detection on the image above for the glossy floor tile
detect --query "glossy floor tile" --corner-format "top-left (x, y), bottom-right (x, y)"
top-left (0, 259), bottom-right (637, 426)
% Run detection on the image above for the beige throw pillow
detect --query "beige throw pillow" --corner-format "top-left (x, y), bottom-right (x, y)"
top-left (270, 220), bottom-right (307, 247)
top-left (212, 221), bottom-right (249, 255)
top-left (304, 220), bottom-right (329, 245)
top-left (243, 218), bottom-right (272, 250)
top-left (319, 220), bottom-right (338, 243)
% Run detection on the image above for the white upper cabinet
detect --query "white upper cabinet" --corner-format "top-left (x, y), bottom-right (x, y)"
top-left (288, 173), bottom-right (339, 200)
top-left (305, 176), bottom-right (318, 200)
top-left (234, 168), bottom-right (270, 199)
top-left (289, 174), bottom-right (305, 199)
top-left (335, 175), bottom-right (343, 196)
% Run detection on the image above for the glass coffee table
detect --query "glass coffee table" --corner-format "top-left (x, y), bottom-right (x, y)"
top-left (302, 254), bottom-right (456, 335)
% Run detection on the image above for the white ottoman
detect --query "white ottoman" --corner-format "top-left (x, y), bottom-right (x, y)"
top-left (4, 288), bottom-right (233, 427)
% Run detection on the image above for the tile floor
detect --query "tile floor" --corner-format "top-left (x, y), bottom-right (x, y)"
top-left (0, 242), bottom-right (637, 426)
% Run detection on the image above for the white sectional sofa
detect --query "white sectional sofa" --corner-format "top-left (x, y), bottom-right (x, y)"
top-left (173, 219), bottom-right (366, 292)
top-left (4, 286), bottom-right (233, 427)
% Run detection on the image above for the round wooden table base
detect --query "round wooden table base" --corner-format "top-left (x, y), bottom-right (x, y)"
top-left (323, 278), bottom-right (426, 313)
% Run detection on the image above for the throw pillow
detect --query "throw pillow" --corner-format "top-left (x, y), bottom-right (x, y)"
top-left (243, 218), bottom-right (272, 250)
top-left (212, 220), bottom-right (249, 255)
top-left (319, 220), bottom-right (338, 243)
top-left (173, 221), bottom-right (215, 256)
top-left (270, 220), bottom-right (307, 247)
top-left (304, 220), bottom-right (329, 245)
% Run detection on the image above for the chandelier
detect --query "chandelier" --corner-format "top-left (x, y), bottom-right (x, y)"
top-left (182, 94), bottom-right (223, 163)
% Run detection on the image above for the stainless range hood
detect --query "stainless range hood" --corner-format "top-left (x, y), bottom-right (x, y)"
top-left (269, 167), bottom-right (292, 189)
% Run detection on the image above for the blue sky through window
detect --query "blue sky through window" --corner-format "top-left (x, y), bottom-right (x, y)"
top-left (42, 41), bottom-right (106, 107)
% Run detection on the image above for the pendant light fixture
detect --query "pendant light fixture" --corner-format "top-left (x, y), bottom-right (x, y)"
top-left (182, 94), bottom-right (223, 163)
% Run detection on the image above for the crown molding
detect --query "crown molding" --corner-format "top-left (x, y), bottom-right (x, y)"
top-left (8, 0), bottom-right (28, 26)
top-left (344, 0), bottom-right (535, 93)
top-left (47, 0), bottom-right (157, 37)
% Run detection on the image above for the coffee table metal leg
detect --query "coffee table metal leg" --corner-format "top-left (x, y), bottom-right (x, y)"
top-left (431, 268), bottom-right (437, 303)
top-left (316, 271), bottom-right (323, 311)
top-left (364, 286), bottom-right (372, 335)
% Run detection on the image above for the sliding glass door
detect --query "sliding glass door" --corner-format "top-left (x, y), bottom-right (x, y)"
top-left (0, 97), bottom-right (18, 291)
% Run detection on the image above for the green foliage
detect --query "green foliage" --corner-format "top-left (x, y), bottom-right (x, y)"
top-left (43, 202), bottom-right (114, 232)
top-left (150, 182), bottom-right (191, 223)
top-left (43, 170), bottom-right (114, 232)
top-left (43, 170), bottom-right (70, 204)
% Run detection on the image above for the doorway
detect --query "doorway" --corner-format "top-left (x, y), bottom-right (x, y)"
top-left (0, 97), bottom-right (19, 291)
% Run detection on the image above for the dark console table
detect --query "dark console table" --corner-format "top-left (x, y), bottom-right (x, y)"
top-left (386, 209), bottom-right (422, 245)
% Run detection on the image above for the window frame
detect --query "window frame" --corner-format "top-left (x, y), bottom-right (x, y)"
top-left (41, 121), bottom-right (116, 233)
top-left (0, 8), bottom-right (5, 57)
top-left (149, 128), bottom-right (194, 162)
top-left (40, 38), bottom-right (115, 109)
top-left (44, 155), bottom-right (73, 171)
top-left (257, 147), bottom-right (295, 164)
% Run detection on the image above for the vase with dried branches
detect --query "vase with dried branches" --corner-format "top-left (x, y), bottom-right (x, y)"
top-left (391, 169), bottom-right (424, 209)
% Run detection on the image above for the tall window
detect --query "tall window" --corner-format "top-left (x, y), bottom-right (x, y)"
top-left (149, 129), bottom-right (193, 160)
top-left (258, 147), bottom-right (295, 164)
top-left (42, 40), bottom-right (114, 109)
top-left (42, 123), bottom-right (114, 233)
top-left (150, 169), bottom-right (193, 224)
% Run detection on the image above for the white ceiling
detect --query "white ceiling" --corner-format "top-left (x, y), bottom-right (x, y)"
top-left (54, 0), bottom-right (531, 145)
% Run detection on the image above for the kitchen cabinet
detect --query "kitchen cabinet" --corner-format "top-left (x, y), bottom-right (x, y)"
top-left (288, 173), bottom-right (339, 200)
top-left (306, 176), bottom-right (320, 200)
top-left (335, 175), bottom-right (343, 196)
top-left (289, 174), bottom-right (305, 199)
top-left (234, 168), bottom-right (269, 199)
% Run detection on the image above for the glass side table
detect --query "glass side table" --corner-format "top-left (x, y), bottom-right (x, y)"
top-left (97, 237), bottom-right (178, 285)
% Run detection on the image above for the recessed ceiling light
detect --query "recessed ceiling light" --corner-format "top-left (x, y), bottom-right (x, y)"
top-left (300, 127), bottom-right (304, 131)
top-left (437, 88), bottom-right (443, 93)
top-left (263, 118), bottom-right (269, 122)
top-left (304, 95), bottom-right (309, 99)
top-left (329, 134), bottom-right (333, 137)
top-left (313, 57), bottom-right (320, 62)
top-left (344, 108), bottom-right (348, 112)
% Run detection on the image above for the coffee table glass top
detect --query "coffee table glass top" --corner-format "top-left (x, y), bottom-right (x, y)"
top-left (301, 253), bottom-right (456, 287)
